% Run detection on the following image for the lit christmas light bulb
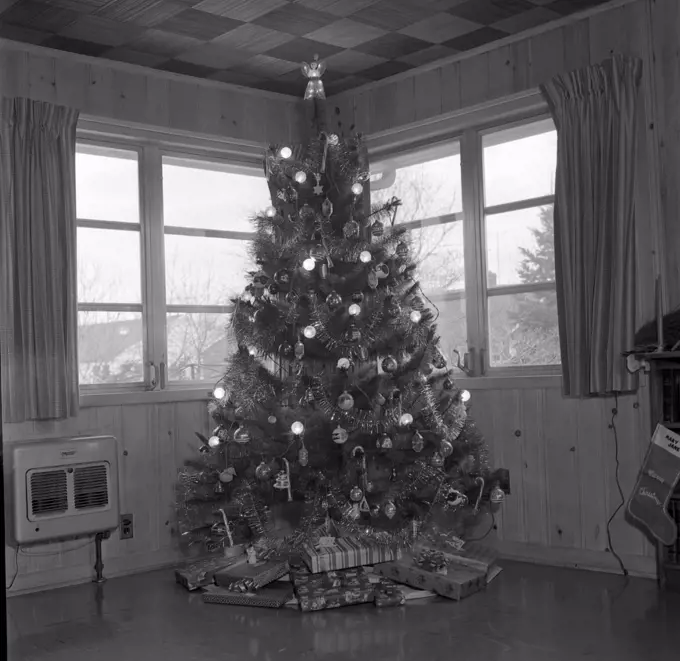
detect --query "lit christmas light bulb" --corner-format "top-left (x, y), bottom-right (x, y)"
top-left (359, 250), bottom-right (372, 263)
top-left (303, 325), bottom-right (316, 338)
top-left (294, 170), bottom-right (307, 184)
top-left (279, 146), bottom-right (292, 159)
top-left (248, 347), bottom-right (257, 356)
top-left (213, 386), bottom-right (226, 399)
top-left (399, 412), bottom-right (413, 426)
top-left (410, 310), bottom-right (422, 323)
top-left (302, 257), bottom-right (316, 271)
top-left (208, 435), bottom-right (220, 448)
top-left (348, 303), bottom-right (361, 316)
top-left (351, 182), bottom-right (363, 195)
top-left (265, 206), bottom-right (277, 218)
top-left (460, 389), bottom-right (471, 402)
top-left (291, 421), bottom-right (304, 435)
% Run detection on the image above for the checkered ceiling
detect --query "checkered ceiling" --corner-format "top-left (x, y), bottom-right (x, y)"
top-left (0, 0), bottom-right (611, 96)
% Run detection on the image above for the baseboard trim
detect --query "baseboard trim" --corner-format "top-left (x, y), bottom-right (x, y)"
top-left (493, 540), bottom-right (657, 579)
top-left (7, 547), bottom-right (181, 596)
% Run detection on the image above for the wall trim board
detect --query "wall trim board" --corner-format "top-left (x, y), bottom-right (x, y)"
top-left (0, 38), bottom-right (295, 103)
top-left (6, 546), bottom-right (181, 597)
top-left (330, 0), bottom-right (639, 99)
top-left (494, 540), bottom-right (656, 579)
top-left (80, 388), bottom-right (209, 408)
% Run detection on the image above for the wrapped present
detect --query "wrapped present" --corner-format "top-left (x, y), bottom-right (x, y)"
top-left (298, 586), bottom-right (374, 612)
top-left (375, 554), bottom-right (486, 601)
top-left (373, 578), bottom-right (406, 607)
top-left (301, 537), bottom-right (401, 573)
top-left (416, 538), bottom-right (498, 576)
top-left (291, 566), bottom-right (372, 597)
top-left (174, 554), bottom-right (241, 591)
top-left (202, 582), bottom-right (293, 608)
top-left (413, 549), bottom-right (448, 575)
top-left (214, 557), bottom-right (289, 592)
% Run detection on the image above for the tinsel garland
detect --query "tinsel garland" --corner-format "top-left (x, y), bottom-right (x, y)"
top-left (419, 381), bottom-right (466, 443)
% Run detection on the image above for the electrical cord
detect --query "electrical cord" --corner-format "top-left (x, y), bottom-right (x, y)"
top-left (606, 392), bottom-right (629, 577)
top-left (5, 546), bottom-right (19, 590)
top-left (467, 509), bottom-right (496, 542)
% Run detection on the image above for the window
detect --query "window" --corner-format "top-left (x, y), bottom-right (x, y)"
top-left (75, 132), bottom-right (268, 393)
top-left (371, 114), bottom-right (559, 376)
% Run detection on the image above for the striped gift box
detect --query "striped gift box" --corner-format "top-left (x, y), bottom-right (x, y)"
top-left (301, 538), bottom-right (401, 574)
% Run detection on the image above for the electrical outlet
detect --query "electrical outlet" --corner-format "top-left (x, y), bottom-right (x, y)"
top-left (120, 513), bottom-right (134, 540)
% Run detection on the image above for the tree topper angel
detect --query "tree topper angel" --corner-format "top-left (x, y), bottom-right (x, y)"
top-left (302, 54), bottom-right (326, 100)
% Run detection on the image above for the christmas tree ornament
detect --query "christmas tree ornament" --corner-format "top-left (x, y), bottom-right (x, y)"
top-left (208, 435), bottom-right (221, 448)
top-left (294, 170), bottom-right (307, 184)
top-left (432, 349), bottom-right (447, 369)
top-left (374, 393), bottom-right (386, 406)
top-left (299, 204), bottom-right (315, 221)
top-left (460, 389), bottom-right (471, 402)
top-left (313, 174), bottom-right (324, 196)
top-left (351, 182), bottom-right (364, 195)
top-left (309, 244), bottom-right (325, 261)
top-left (367, 269), bottom-right (379, 289)
top-left (321, 195), bottom-right (333, 215)
top-left (302, 54), bottom-right (326, 100)
top-left (421, 363), bottom-right (434, 375)
top-left (359, 250), bottom-right (372, 263)
top-left (348, 303), bottom-right (361, 316)
top-left (291, 421), bottom-right (305, 436)
top-left (265, 205), bottom-right (277, 218)
top-left (445, 487), bottom-right (468, 509)
top-left (473, 476), bottom-right (485, 513)
top-left (365, 481), bottom-right (374, 493)
top-left (274, 459), bottom-right (293, 501)
top-left (350, 486), bottom-right (363, 502)
top-left (375, 262), bottom-right (389, 278)
top-left (371, 220), bottom-right (384, 237)
top-left (303, 325), bottom-right (316, 338)
top-left (285, 290), bottom-right (299, 304)
top-left (384, 501), bottom-right (396, 519)
top-left (298, 445), bottom-right (309, 466)
top-left (410, 310), bottom-right (422, 323)
top-left (214, 481), bottom-right (225, 494)
top-left (233, 427), bottom-right (251, 444)
top-left (370, 505), bottom-right (381, 517)
top-left (332, 425), bottom-right (349, 444)
top-left (294, 340), bottom-right (305, 359)
top-left (430, 452), bottom-right (444, 468)
top-left (213, 385), bottom-right (226, 400)
top-left (274, 269), bottom-right (291, 285)
top-left (344, 323), bottom-right (361, 343)
top-left (359, 495), bottom-right (370, 512)
top-left (351, 291), bottom-right (364, 304)
top-left (337, 357), bottom-right (351, 371)
top-left (327, 133), bottom-right (339, 146)
top-left (280, 341), bottom-right (293, 356)
top-left (443, 378), bottom-right (454, 390)
top-left (411, 295), bottom-right (424, 310)
top-left (320, 263), bottom-right (328, 279)
top-left (326, 290), bottom-right (342, 309)
top-left (358, 345), bottom-right (369, 361)
top-left (411, 431), bottom-right (424, 452)
top-left (381, 356), bottom-right (398, 373)
top-left (440, 440), bottom-right (453, 457)
top-left (302, 257), bottom-right (316, 271)
top-left (267, 415), bottom-right (277, 424)
top-left (396, 242), bottom-right (409, 258)
top-left (399, 412), bottom-right (414, 426)
top-left (219, 467), bottom-right (236, 483)
top-left (376, 433), bottom-right (393, 450)
top-left (343, 219), bottom-right (360, 238)
top-left (267, 283), bottom-right (279, 296)
top-left (337, 391), bottom-right (355, 410)
top-left (490, 485), bottom-right (505, 504)
top-left (279, 146), bottom-right (292, 159)
top-left (256, 461), bottom-right (272, 481)
top-left (252, 273), bottom-right (269, 287)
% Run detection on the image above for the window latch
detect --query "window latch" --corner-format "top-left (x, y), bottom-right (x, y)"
top-left (160, 362), bottom-right (167, 390)
top-left (147, 362), bottom-right (159, 391)
top-left (455, 348), bottom-right (474, 377)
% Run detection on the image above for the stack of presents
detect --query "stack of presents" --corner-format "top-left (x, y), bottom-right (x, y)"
top-left (175, 533), bottom-right (502, 612)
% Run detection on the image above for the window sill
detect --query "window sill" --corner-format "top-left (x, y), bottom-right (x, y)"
top-left (80, 387), bottom-right (210, 408)
top-left (456, 373), bottom-right (562, 390)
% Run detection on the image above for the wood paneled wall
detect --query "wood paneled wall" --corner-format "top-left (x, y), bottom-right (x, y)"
top-left (4, 400), bottom-right (212, 593)
top-left (0, 39), bottom-right (305, 144)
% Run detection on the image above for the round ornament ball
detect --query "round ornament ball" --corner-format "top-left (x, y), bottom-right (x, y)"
top-left (375, 263), bottom-right (389, 279)
top-left (327, 133), bottom-right (339, 146)
top-left (274, 269), bottom-right (291, 285)
top-left (337, 391), bottom-right (355, 411)
top-left (352, 291), bottom-right (365, 304)
top-left (267, 415), bottom-right (277, 424)
top-left (396, 242), bottom-right (409, 258)
top-left (349, 486), bottom-right (364, 502)
top-left (490, 485), bottom-right (505, 504)
top-left (256, 461), bottom-right (272, 480)
top-left (332, 425), bottom-right (349, 444)
top-left (298, 447), bottom-right (309, 467)
top-left (343, 220), bottom-right (360, 238)
top-left (381, 356), bottom-right (398, 373)
top-left (412, 431), bottom-right (425, 453)
top-left (384, 501), bottom-right (397, 519)
top-left (326, 291), bottom-right (342, 309)
top-left (233, 427), bottom-right (250, 444)
top-left (219, 468), bottom-right (236, 483)
top-left (280, 342), bottom-right (293, 357)
top-left (267, 283), bottom-right (279, 296)
top-left (440, 440), bottom-right (453, 457)
top-left (371, 220), bottom-right (384, 237)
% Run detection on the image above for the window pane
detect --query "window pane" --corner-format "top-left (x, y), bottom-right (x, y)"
top-left (78, 311), bottom-right (143, 385)
top-left (165, 235), bottom-right (251, 305)
top-left (486, 205), bottom-right (554, 287)
top-left (410, 222), bottom-right (465, 293)
top-left (488, 290), bottom-right (560, 367)
top-left (432, 296), bottom-right (467, 371)
top-left (482, 119), bottom-right (556, 208)
top-left (371, 152), bottom-right (462, 223)
top-left (167, 312), bottom-right (234, 382)
top-left (76, 144), bottom-right (139, 223)
top-left (77, 227), bottom-right (142, 304)
top-left (162, 158), bottom-right (270, 232)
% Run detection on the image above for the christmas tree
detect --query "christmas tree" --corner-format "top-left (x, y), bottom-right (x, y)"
top-left (175, 58), bottom-right (507, 558)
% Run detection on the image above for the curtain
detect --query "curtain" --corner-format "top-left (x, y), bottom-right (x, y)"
top-left (0, 98), bottom-right (80, 422)
top-left (540, 55), bottom-right (642, 398)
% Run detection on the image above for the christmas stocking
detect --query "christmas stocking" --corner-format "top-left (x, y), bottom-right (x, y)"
top-left (627, 424), bottom-right (680, 546)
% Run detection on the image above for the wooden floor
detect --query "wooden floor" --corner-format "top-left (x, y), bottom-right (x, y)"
top-left (7, 561), bottom-right (680, 661)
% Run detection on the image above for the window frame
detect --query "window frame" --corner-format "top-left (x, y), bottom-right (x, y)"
top-left (368, 91), bottom-right (561, 379)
